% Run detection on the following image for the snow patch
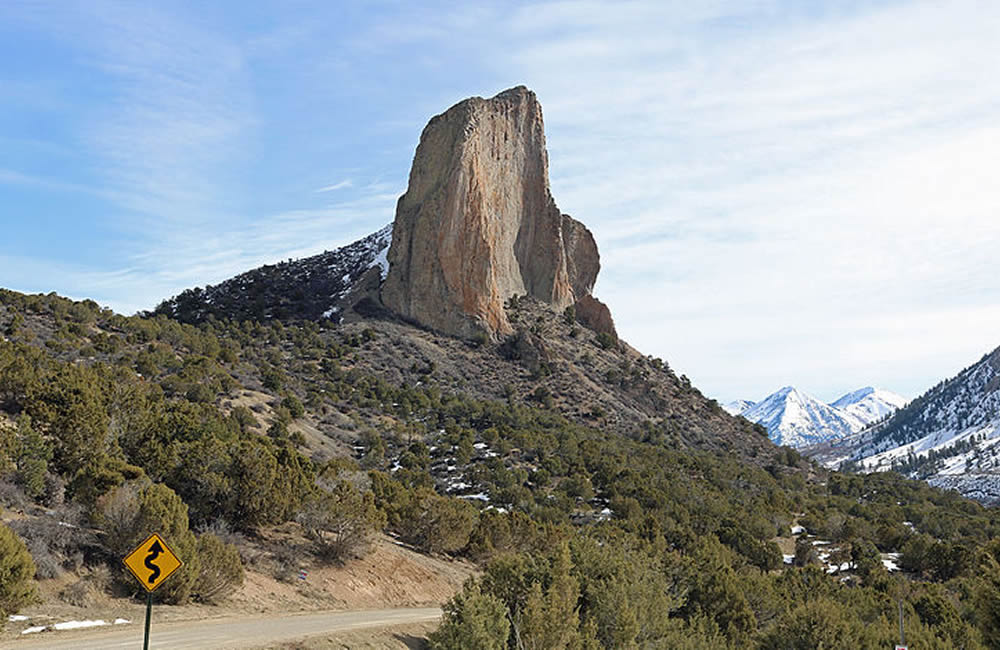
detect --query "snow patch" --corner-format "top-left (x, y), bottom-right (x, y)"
top-left (53, 619), bottom-right (107, 630)
top-left (372, 244), bottom-right (390, 280)
top-left (882, 553), bottom-right (901, 572)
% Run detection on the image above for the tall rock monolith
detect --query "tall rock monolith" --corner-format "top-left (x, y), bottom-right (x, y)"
top-left (381, 86), bottom-right (616, 339)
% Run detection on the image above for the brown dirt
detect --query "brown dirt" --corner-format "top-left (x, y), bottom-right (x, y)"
top-left (230, 535), bottom-right (475, 614)
top-left (220, 389), bottom-right (352, 461)
top-left (772, 536), bottom-right (796, 556)
top-left (223, 389), bottom-right (278, 428)
top-left (0, 534), bottom-right (473, 642)
top-left (261, 621), bottom-right (435, 649)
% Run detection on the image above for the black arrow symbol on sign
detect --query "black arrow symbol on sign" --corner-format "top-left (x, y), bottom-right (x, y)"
top-left (144, 540), bottom-right (163, 584)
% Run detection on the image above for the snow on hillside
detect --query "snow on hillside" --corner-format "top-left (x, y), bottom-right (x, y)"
top-left (741, 386), bottom-right (866, 448)
top-left (723, 399), bottom-right (755, 416)
top-left (363, 223), bottom-right (393, 281)
top-left (732, 385), bottom-right (907, 449)
top-left (845, 348), bottom-right (1000, 464)
top-left (830, 387), bottom-right (908, 426)
top-left (804, 346), bottom-right (1000, 505)
top-left (857, 421), bottom-right (997, 471)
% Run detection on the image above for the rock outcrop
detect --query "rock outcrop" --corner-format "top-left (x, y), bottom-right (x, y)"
top-left (381, 86), bottom-right (616, 339)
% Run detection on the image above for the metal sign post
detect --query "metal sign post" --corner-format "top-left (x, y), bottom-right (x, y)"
top-left (143, 592), bottom-right (153, 649)
top-left (896, 597), bottom-right (906, 650)
top-left (123, 533), bottom-right (183, 650)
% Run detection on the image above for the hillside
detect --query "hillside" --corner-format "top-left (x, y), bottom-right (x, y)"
top-left (4, 288), bottom-right (1000, 646)
top-left (154, 224), bottom-right (392, 325)
top-left (155, 225), bottom-right (773, 463)
top-left (808, 345), bottom-right (1000, 504)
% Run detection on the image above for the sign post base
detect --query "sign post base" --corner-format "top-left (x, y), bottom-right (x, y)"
top-left (143, 591), bottom-right (152, 650)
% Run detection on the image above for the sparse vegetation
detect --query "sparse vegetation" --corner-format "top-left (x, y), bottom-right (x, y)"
top-left (1, 288), bottom-right (1000, 645)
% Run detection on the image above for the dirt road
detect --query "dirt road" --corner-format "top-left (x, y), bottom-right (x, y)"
top-left (1, 607), bottom-right (442, 649)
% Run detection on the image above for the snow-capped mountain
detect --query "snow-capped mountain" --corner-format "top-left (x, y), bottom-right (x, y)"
top-left (723, 399), bottom-right (755, 416)
top-left (810, 345), bottom-right (1000, 504)
top-left (727, 385), bottom-right (907, 448)
top-left (740, 386), bottom-right (867, 447)
top-left (830, 387), bottom-right (908, 426)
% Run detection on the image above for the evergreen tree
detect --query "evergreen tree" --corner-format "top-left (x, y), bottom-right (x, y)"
top-left (13, 415), bottom-right (51, 501)
top-left (192, 533), bottom-right (243, 604)
top-left (429, 581), bottom-right (509, 650)
top-left (519, 543), bottom-right (582, 650)
top-left (0, 521), bottom-right (36, 626)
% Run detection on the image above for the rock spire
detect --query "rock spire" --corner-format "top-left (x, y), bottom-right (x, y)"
top-left (381, 86), bottom-right (615, 338)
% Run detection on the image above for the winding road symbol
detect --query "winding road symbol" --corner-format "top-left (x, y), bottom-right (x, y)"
top-left (123, 533), bottom-right (182, 592)
top-left (144, 540), bottom-right (164, 584)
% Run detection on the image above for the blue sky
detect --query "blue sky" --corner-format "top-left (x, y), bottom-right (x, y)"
top-left (2, 1), bottom-right (999, 404)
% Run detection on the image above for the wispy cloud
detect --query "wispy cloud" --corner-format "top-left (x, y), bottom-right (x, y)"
top-left (315, 180), bottom-right (353, 192)
top-left (17, 2), bottom-right (255, 227)
top-left (0, 168), bottom-right (101, 196)
top-left (451, 0), bottom-right (1000, 401)
top-left (3, 0), bottom-right (997, 404)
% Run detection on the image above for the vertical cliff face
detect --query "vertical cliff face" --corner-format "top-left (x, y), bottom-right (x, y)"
top-left (381, 86), bottom-right (615, 339)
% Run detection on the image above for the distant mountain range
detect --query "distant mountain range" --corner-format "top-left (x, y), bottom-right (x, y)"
top-left (726, 386), bottom-right (907, 448)
top-left (807, 345), bottom-right (1000, 504)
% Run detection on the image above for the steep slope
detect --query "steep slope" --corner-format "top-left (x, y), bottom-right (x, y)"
top-left (830, 386), bottom-right (908, 425)
top-left (152, 87), bottom-right (772, 461)
top-left (155, 224), bottom-right (392, 324)
top-left (741, 386), bottom-right (865, 447)
top-left (807, 346), bottom-right (1000, 503)
top-left (150, 253), bottom-right (773, 461)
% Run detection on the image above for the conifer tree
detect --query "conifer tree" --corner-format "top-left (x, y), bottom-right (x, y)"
top-left (429, 581), bottom-right (509, 650)
top-left (0, 521), bottom-right (36, 626)
top-left (519, 542), bottom-right (582, 650)
top-left (14, 415), bottom-right (51, 501)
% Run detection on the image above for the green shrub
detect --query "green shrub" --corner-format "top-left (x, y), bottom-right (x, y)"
top-left (192, 533), bottom-right (243, 603)
top-left (96, 481), bottom-right (200, 604)
top-left (296, 479), bottom-right (385, 563)
top-left (281, 395), bottom-right (305, 419)
top-left (429, 581), bottom-right (509, 650)
top-left (595, 331), bottom-right (617, 350)
top-left (0, 521), bottom-right (37, 626)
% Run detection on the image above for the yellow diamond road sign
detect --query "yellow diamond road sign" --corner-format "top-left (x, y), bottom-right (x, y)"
top-left (123, 533), bottom-right (183, 592)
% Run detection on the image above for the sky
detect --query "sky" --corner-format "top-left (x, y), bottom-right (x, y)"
top-left (2, 1), bottom-right (999, 404)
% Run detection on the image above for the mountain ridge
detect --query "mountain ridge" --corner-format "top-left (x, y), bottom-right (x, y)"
top-left (730, 385), bottom-right (906, 448)
top-left (805, 345), bottom-right (1000, 504)
top-left (154, 224), bottom-right (392, 325)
